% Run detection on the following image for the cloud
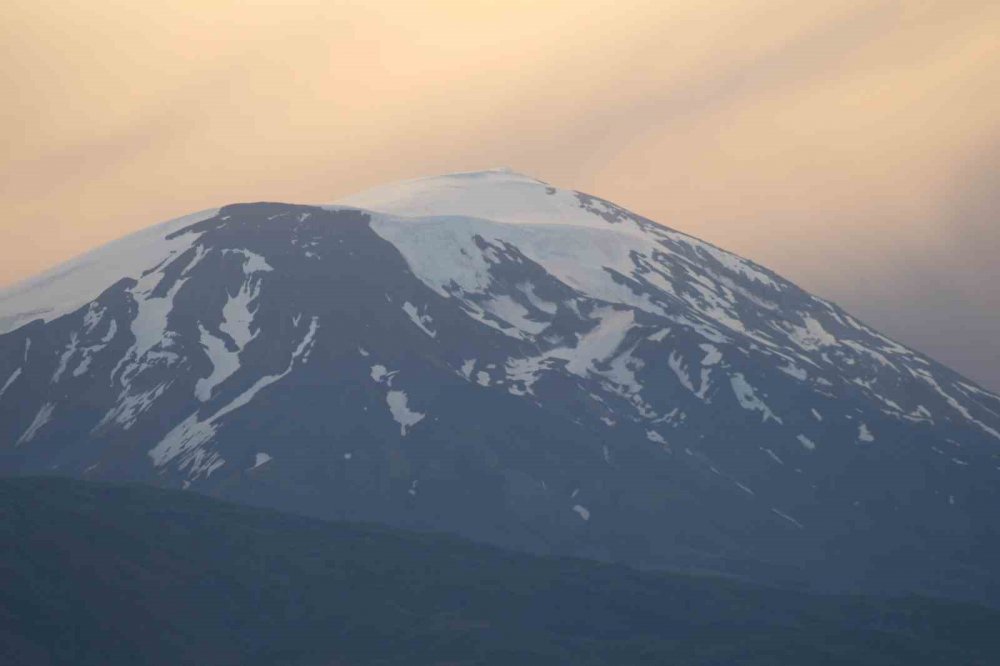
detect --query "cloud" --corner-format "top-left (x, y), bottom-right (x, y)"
top-left (1, 0), bottom-right (997, 388)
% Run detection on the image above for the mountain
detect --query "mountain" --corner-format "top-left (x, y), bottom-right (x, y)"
top-left (2, 168), bottom-right (999, 603)
top-left (3, 476), bottom-right (1000, 666)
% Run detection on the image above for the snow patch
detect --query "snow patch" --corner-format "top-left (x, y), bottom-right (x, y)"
top-left (0, 208), bottom-right (216, 335)
top-left (668, 352), bottom-right (696, 392)
top-left (195, 324), bottom-right (241, 401)
top-left (0, 367), bottom-right (22, 399)
top-left (560, 308), bottom-right (634, 376)
top-left (114, 252), bottom-right (198, 388)
top-left (17, 402), bottom-right (55, 445)
top-left (369, 215), bottom-right (667, 325)
top-left (211, 317), bottom-right (318, 423)
top-left (785, 315), bottom-right (838, 351)
top-left (98, 383), bottom-right (170, 431)
top-left (386, 390), bottom-right (425, 436)
top-left (858, 423), bottom-right (874, 443)
top-left (371, 364), bottom-right (395, 384)
top-left (699, 343), bottom-right (722, 366)
top-left (648, 328), bottom-right (671, 343)
top-left (51, 333), bottom-right (80, 383)
top-left (676, 235), bottom-right (779, 289)
top-left (488, 295), bottom-right (548, 335)
top-left (100, 319), bottom-right (118, 344)
top-left (222, 248), bottom-right (273, 274)
top-left (504, 308), bottom-right (635, 394)
top-left (519, 282), bottom-right (557, 314)
top-left (730, 373), bottom-right (782, 424)
top-left (842, 339), bottom-right (896, 369)
top-left (83, 303), bottom-right (105, 333)
top-left (402, 302), bottom-right (436, 338)
top-left (762, 448), bottom-right (784, 464)
top-left (220, 273), bottom-right (264, 350)
top-left (778, 362), bottom-right (808, 381)
top-left (195, 263), bottom-right (267, 400)
top-left (911, 367), bottom-right (1000, 440)
top-left (797, 434), bottom-right (817, 450)
top-left (149, 317), bottom-right (319, 474)
top-left (646, 430), bottom-right (667, 445)
top-left (902, 405), bottom-right (933, 423)
top-left (148, 413), bottom-right (220, 477)
top-left (771, 508), bottom-right (804, 529)
top-left (669, 350), bottom-right (711, 400)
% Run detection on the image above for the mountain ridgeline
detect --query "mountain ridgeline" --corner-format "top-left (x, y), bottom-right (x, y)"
top-left (1, 168), bottom-right (999, 603)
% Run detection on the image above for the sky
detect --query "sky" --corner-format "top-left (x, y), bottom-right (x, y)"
top-left (2, 0), bottom-right (998, 390)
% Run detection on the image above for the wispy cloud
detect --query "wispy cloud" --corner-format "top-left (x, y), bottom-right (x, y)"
top-left (2, 0), bottom-right (997, 387)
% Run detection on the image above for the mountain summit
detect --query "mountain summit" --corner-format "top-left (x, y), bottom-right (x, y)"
top-left (2, 170), bottom-right (999, 602)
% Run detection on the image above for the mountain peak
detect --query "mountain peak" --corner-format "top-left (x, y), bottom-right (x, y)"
top-left (335, 167), bottom-right (604, 229)
top-left (3, 172), bottom-right (1000, 605)
top-left (423, 165), bottom-right (541, 180)
top-left (465, 165), bottom-right (523, 176)
top-left (336, 166), bottom-right (552, 217)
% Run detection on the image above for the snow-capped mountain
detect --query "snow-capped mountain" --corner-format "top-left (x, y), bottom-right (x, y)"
top-left (2, 168), bottom-right (999, 602)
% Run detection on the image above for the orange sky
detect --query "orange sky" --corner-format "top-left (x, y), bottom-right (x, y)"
top-left (2, 0), bottom-right (998, 388)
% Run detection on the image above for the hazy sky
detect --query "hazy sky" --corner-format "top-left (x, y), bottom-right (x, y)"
top-left (3, 0), bottom-right (998, 389)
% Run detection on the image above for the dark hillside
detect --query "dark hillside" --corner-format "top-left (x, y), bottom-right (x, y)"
top-left (1, 477), bottom-right (998, 665)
